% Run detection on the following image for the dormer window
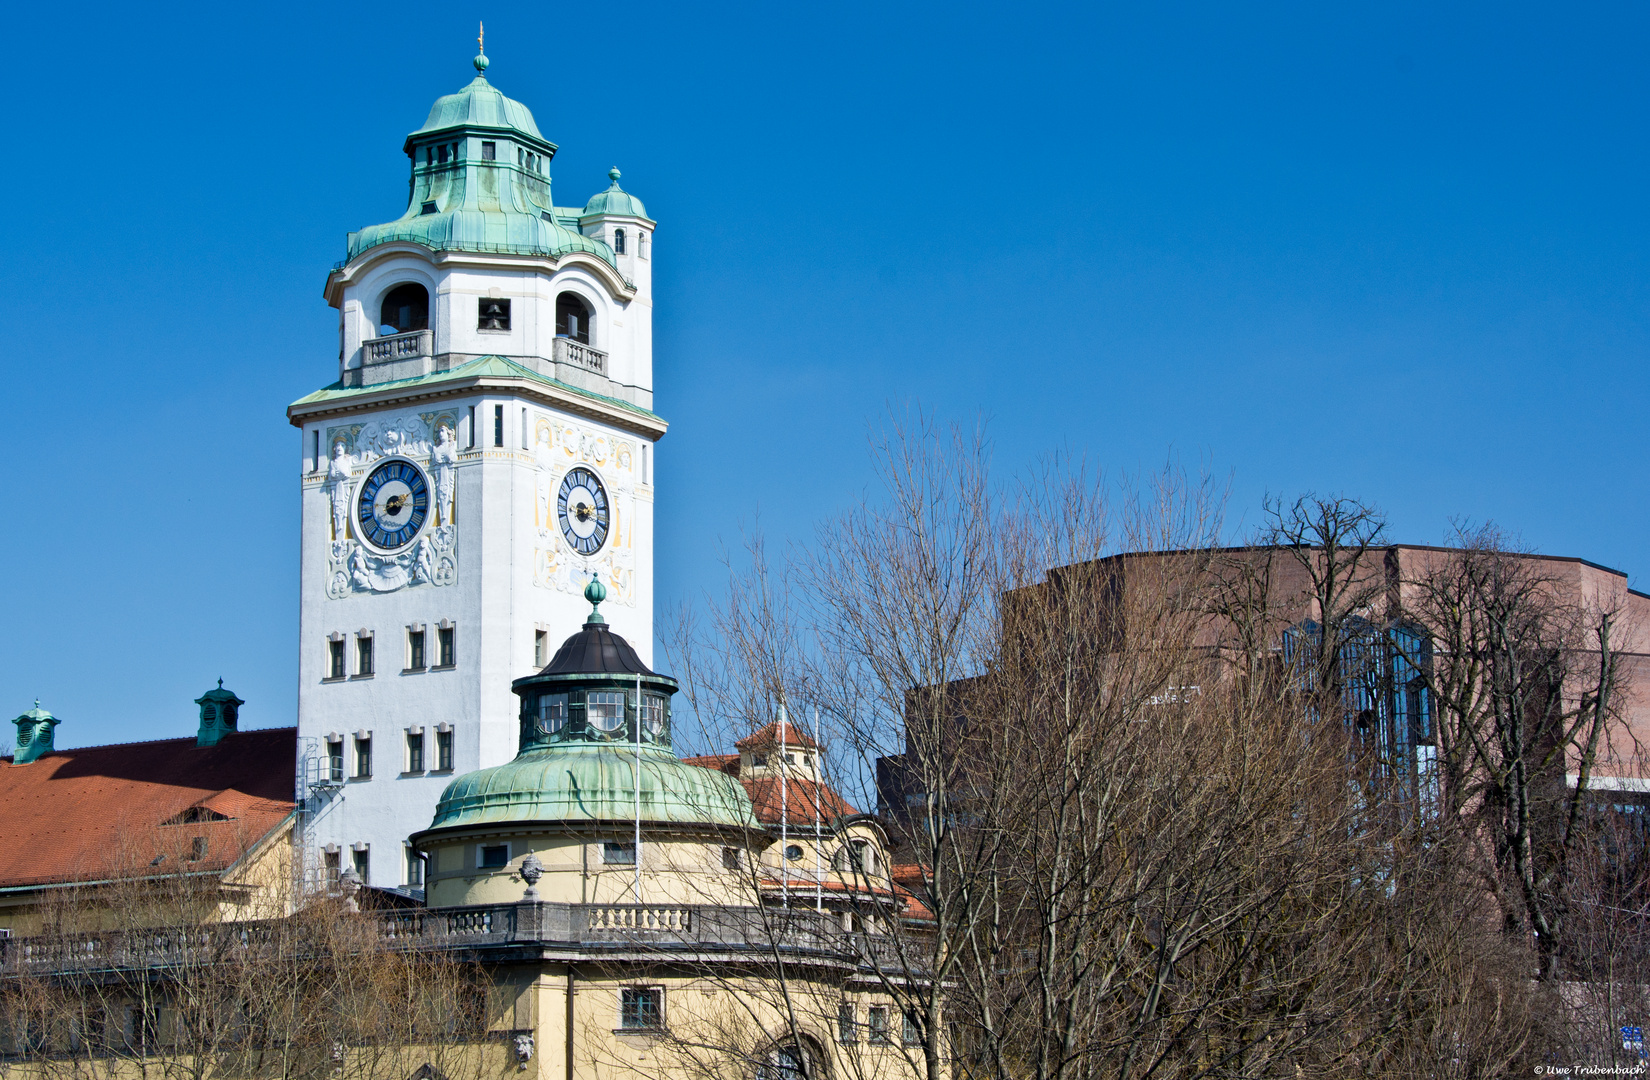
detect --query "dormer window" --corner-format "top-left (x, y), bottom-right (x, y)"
top-left (614, 228), bottom-right (626, 255)
top-left (380, 283), bottom-right (429, 334)
top-left (555, 293), bottom-right (592, 344)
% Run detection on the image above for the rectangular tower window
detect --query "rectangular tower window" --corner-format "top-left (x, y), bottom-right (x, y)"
top-left (406, 731), bottom-right (424, 773)
top-left (352, 848), bottom-right (369, 884)
top-left (641, 444), bottom-right (648, 485)
top-left (468, 405), bottom-right (477, 449)
top-left (327, 739), bottom-right (344, 782)
top-left (534, 630), bottom-right (548, 667)
top-left (407, 629), bottom-right (426, 671)
top-left (479, 298), bottom-right (511, 331)
top-left (481, 141), bottom-right (496, 161)
top-left (603, 841), bottom-right (636, 865)
top-left (479, 844), bottom-right (509, 868)
top-left (436, 729), bottom-right (453, 771)
top-left (492, 405), bottom-right (504, 446)
top-left (356, 635), bottom-right (374, 676)
top-left (355, 735), bottom-right (372, 779)
top-left (437, 627), bottom-right (455, 668)
top-left (327, 640), bottom-right (345, 680)
top-left (312, 430), bottom-right (320, 472)
top-left (521, 407), bottom-right (528, 449)
top-left (405, 846), bottom-right (424, 887)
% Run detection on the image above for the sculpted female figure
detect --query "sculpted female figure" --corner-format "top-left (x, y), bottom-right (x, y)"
top-left (431, 425), bottom-right (458, 526)
top-left (325, 441), bottom-right (353, 540)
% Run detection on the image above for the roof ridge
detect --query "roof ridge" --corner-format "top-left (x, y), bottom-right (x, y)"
top-left (10, 726), bottom-right (297, 759)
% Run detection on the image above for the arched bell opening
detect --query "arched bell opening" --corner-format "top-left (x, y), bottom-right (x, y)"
top-left (379, 282), bottom-right (430, 335)
top-left (555, 292), bottom-right (593, 345)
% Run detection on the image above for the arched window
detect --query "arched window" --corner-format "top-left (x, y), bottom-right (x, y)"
top-left (613, 228), bottom-right (626, 254)
top-left (556, 292), bottom-right (593, 344)
top-left (380, 283), bottom-right (429, 335)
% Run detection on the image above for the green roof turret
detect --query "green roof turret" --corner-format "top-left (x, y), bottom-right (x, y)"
top-left (580, 168), bottom-right (652, 223)
top-left (194, 679), bottom-right (244, 748)
top-left (12, 701), bottom-right (58, 765)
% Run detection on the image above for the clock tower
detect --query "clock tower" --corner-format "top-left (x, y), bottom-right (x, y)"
top-left (288, 49), bottom-right (662, 891)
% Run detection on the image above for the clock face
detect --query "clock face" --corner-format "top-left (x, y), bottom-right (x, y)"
top-left (557, 466), bottom-right (610, 555)
top-left (355, 458), bottom-right (430, 552)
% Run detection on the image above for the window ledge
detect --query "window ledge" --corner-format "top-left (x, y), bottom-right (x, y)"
top-left (614, 1028), bottom-right (667, 1036)
top-left (350, 673), bottom-right (375, 681)
top-left (400, 770), bottom-right (427, 777)
top-left (402, 667), bottom-right (427, 675)
top-left (430, 664), bottom-right (457, 672)
top-left (348, 775), bottom-right (372, 783)
top-left (476, 328), bottom-right (512, 335)
top-left (321, 676), bottom-right (347, 684)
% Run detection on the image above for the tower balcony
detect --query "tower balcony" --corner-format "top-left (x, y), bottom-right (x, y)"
top-left (552, 336), bottom-right (607, 377)
top-left (351, 329), bottom-right (434, 387)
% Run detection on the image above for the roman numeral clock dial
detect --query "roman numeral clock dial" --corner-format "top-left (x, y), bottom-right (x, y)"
top-left (355, 459), bottom-right (431, 551)
top-left (557, 466), bottom-right (610, 556)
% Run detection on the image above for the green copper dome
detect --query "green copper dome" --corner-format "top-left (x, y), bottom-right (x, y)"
top-left (410, 75), bottom-right (545, 143)
top-left (581, 168), bottom-right (651, 222)
top-left (427, 744), bottom-right (757, 830)
top-left (344, 62), bottom-right (626, 273)
top-left (421, 598), bottom-right (757, 834)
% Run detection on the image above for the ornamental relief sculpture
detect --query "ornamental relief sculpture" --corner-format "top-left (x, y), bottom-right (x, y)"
top-left (530, 411), bottom-right (637, 606)
top-left (323, 410), bottom-right (460, 599)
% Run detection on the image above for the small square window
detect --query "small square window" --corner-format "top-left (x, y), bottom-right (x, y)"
top-left (436, 729), bottom-right (453, 771)
top-left (479, 844), bottom-right (509, 869)
top-left (420, 200), bottom-right (437, 215)
top-left (481, 141), bottom-right (496, 161)
top-left (406, 732), bottom-right (425, 773)
top-left (407, 630), bottom-right (426, 671)
top-left (603, 842), bottom-right (636, 865)
top-left (620, 987), bottom-right (662, 1030)
top-left (438, 626), bottom-right (456, 667)
top-left (479, 297), bottom-right (511, 331)
top-left (327, 640), bottom-right (345, 680)
top-left (722, 846), bottom-right (742, 870)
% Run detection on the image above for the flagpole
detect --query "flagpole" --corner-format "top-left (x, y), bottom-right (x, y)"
top-left (779, 698), bottom-right (788, 910)
top-left (634, 671), bottom-right (643, 904)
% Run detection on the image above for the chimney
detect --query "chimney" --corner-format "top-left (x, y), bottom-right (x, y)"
top-left (194, 680), bottom-right (244, 748)
top-left (12, 701), bottom-right (59, 764)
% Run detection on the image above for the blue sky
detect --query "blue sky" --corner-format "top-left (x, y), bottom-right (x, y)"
top-left (3, 1), bottom-right (1646, 746)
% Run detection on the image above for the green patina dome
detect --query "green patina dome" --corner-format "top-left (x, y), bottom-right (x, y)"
top-left (428, 744), bottom-right (757, 830)
top-left (581, 168), bottom-right (650, 222)
top-left (410, 74), bottom-right (545, 143)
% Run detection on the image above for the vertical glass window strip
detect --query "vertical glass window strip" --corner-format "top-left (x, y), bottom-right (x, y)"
top-left (522, 407), bottom-right (528, 449)
top-left (468, 405), bottom-right (476, 449)
top-left (493, 405), bottom-right (503, 447)
top-left (437, 729), bottom-right (453, 771)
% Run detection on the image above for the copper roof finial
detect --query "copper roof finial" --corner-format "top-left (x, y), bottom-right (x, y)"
top-left (474, 22), bottom-right (490, 73)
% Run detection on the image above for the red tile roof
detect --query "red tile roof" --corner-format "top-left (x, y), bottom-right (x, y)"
top-left (0, 729), bottom-right (297, 889)
top-left (741, 776), bottom-right (859, 826)
top-left (735, 722), bottom-right (819, 752)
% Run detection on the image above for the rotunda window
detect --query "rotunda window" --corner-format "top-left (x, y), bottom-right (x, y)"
top-left (587, 691), bottom-right (624, 734)
top-left (379, 283), bottom-right (429, 335)
top-left (536, 692), bottom-right (568, 735)
top-left (640, 693), bottom-right (667, 739)
top-left (556, 292), bottom-right (592, 344)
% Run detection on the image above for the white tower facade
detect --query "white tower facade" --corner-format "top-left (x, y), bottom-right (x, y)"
top-left (288, 53), bottom-right (664, 891)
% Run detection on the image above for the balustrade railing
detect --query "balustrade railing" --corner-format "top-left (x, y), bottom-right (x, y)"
top-left (552, 336), bottom-right (607, 375)
top-left (363, 329), bottom-right (433, 364)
